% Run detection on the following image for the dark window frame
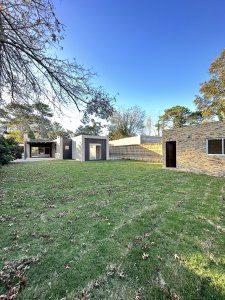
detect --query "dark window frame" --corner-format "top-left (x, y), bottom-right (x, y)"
top-left (207, 138), bottom-right (225, 155)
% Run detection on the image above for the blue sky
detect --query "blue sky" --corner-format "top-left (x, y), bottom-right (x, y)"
top-left (53, 0), bottom-right (225, 128)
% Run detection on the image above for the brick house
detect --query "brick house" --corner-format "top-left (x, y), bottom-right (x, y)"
top-left (162, 121), bottom-right (225, 176)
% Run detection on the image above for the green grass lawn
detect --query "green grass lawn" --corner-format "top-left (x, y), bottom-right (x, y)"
top-left (0, 160), bottom-right (225, 300)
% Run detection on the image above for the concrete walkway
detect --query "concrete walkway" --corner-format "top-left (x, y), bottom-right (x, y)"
top-left (12, 157), bottom-right (121, 163)
top-left (11, 158), bottom-right (58, 163)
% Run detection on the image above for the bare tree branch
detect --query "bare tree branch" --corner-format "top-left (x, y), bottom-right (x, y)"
top-left (0, 0), bottom-right (115, 119)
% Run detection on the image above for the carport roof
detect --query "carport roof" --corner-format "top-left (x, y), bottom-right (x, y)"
top-left (26, 139), bottom-right (55, 143)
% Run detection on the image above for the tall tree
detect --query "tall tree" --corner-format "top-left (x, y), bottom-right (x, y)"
top-left (1, 101), bottom-right (76, 140)
top-left (48, 121), bottom-right (74, 139)
top-left (31, 102), bottom-right (53, 138)
top-left (1, 101), bottom-right (55, 139)
top-left (108, 106), bottom-right (145, 140)
top-left (194, 49), bottom-right (225, 121)
top-left (0, 107), bottom-right (8, 135)
top-left (158, 105), bottom-right (204, 130)
top-left (74, 119), bottom-right (103, 136)
top-left (158, 106), bottom-right (191, 129)
top-left (186, 111), bottom-right (204, 125)
top-left (2, 103), bottom-right (34, 134)
top-left (6, 129), bottom-right (24, 144)
top-left (0, 0), bottom-right (114, 119)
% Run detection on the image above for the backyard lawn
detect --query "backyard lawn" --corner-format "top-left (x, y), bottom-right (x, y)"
top-left (0, 160), bottom-right (225, 299)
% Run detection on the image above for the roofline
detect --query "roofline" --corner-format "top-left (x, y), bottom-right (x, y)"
top-left (74, 135), bottom-right (108, 139)
top-left (26, 139), bottom-right (55, 143)
top-left (162, 120), bottom-right (225, 133)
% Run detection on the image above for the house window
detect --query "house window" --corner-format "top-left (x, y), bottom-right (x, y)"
top-left (207, 139), bottom-right (225, 155)
top-left (89, 144), bottom-right (101, 160)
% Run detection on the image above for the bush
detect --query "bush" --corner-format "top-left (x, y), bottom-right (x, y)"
top-left (0, 136), bottom-right (23, 166)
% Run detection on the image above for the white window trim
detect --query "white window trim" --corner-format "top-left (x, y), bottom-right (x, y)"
top-left (206, 138), bottom-right (225, 155)
top-left (89, 143), bottom-right (102, 160)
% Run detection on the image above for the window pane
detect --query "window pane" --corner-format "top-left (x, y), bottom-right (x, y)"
top-left (208, 139), bottom-right (222, 154)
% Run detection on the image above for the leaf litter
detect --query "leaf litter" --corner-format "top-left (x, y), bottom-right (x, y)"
top-left (0, 256), bottom-right (39, 300)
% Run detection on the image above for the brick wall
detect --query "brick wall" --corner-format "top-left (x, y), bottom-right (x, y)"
top-left (109, 143), bottom-right (162, 162)
top-left (162, 121), bottom-right (225, 176)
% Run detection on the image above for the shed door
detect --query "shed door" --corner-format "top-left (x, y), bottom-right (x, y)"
top-left (63, 139), bottom-right (72, 159)
top-left (166, 141), bottom-right (176, 168)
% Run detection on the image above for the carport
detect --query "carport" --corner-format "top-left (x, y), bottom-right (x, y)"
top-left (24, 139), bottom-right (56, 159)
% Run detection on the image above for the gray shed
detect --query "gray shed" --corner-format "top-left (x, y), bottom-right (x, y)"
top-left (72, 135), bottom-right (109, 161)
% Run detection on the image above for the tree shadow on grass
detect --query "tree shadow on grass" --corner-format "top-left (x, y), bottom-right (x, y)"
top-left (126, 253), bottom-right (225, 300)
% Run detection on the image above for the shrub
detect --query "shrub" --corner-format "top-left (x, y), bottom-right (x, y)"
top-left (0, 137), bottom-right (23, 166)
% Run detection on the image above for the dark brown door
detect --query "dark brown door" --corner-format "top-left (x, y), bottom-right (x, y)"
top-left (63, 139), bottom-right (72, 159)
top-left (166, 141), bottom-right (176, 167)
